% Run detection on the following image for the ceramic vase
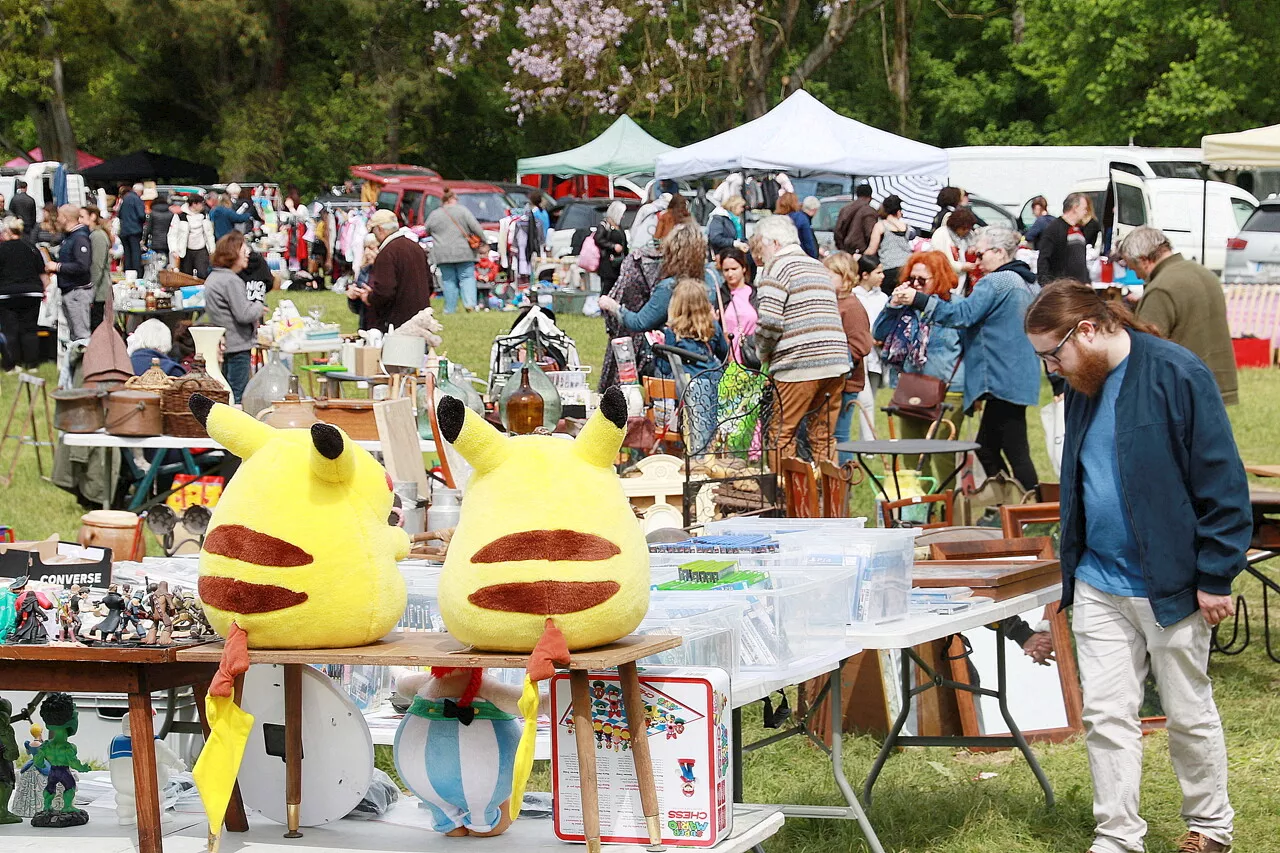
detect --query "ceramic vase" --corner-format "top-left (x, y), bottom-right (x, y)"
top-left (188, 326), bottom-right (232, 395)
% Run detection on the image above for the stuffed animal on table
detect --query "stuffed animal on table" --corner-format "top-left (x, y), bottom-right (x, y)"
top-left (392, 668), bottom-right (522, 838)
top-left (435, 386), bottom-right (648, 819)
top-left (109, 712), bottom-right (186, 826)
top-left (184, 394), bottom-right (410, 851)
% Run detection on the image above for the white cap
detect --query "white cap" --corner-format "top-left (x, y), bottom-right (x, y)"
top-left (225, 182), bottom-right (242, 197)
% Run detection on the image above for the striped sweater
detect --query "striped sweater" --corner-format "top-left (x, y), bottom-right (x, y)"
top-left (756, 246), bottom-right (852, 383)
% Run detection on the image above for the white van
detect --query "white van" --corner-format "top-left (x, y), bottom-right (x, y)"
top-left (0, 161), bottom-right (90, 215)
top-left (945, 145), bottom-right (1205, 221)
top-left (1072, 173), bottom-right (1256, 275)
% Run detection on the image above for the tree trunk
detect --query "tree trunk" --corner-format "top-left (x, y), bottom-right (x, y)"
top-left (40, 3), bottom-right (78, 164)
top-left (889, 0), bottom-right (910, 134)
top-left (744, 37), bottom-right (770, 120)
top-left (386, 98), bottom-right (401, 162)
top-left (1012, 0), bottom-right (1026, 44)
top-left (272, 0), bottom-right (290, 90)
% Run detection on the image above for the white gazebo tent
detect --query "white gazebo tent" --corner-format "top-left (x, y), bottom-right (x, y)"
top-left (1201, 124), bottom-right (1280, 260)
top-left (655, 90), bottom-right (949, 180)
top-left (516, 115), bottom-right (673, 197)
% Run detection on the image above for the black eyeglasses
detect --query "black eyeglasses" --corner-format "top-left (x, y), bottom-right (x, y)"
top-left (904, 275), bottom-right (930, 286)
top-left (1035, 326), bottom-right (1078, 365)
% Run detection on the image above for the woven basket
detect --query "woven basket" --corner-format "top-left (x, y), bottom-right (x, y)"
top-left (162, 357), bottom-right (230, 438)
top-left (127, 359), bottom-right (172, 394)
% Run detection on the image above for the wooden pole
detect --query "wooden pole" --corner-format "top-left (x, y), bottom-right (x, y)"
top-left (570, 670), bottom-right (602, 853)
top-left (619, 661), bottom-right (664, 850)
top-left (283, 664), bottom-right (304, 838)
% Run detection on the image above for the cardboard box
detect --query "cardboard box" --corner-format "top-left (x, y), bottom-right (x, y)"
top-left (345, 345), bottom-right (382, 377)
top-left (551, 666), bottom-right (732, 848)
top-left (0, 537), bottom-right (113, 590)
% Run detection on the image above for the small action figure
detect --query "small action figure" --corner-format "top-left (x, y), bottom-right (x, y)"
top-left (121, 589), bottom-right (147, 641)
top-left (12, 724), bottom-right (50, 818)
top-left (172, 589), bottom-right (211, 640)
top-left (55, 587), bottom-right (85, 643)
top-left (88, 584), bottom-right (127, 644)
top-left (29, 692), bottom-right (91, 828)
top-left (0, 698), bottom-right (21, 824)
top-left (143, 581), bottom-right (177, 646)
top-left (108, 712), bottom-right (185, 826)
top-left (10, 577), bottom-right (54, 644)
top-left (0, 582), bottom-right (15, 642)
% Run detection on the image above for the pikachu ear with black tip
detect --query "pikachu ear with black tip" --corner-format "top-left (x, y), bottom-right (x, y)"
top-left (192, 394), bottom-right (273, 459)
top-left (309, 422), bottom-right (355, 484)
top-left (573, 386), bottom-right (626, 468)
top-left (440, 396), bottom-right (512, 474)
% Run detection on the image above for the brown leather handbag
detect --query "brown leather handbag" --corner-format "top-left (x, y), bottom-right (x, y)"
top-left (888, 371), bottom-right (950, 422)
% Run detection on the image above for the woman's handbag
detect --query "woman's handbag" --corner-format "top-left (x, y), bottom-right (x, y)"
top-left (888, 371), bottom-right (949, 422)
top-left (444, 208), bottom-right (485, 251)
top-left (578, 229), bottom-right (601, 272)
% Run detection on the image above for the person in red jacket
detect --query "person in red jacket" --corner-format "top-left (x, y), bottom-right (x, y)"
top-left (356, 209), bottom-right (434, 332)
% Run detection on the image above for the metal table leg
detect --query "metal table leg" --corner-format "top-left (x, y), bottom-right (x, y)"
top-left (993, 624), bottom-right (1055, 807)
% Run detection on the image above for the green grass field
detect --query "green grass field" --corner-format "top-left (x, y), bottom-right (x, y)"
top-left (3, 290), bottom-right (1279, 851)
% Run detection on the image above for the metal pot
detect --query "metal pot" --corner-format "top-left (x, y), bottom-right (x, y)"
top-left (105, 389), bottom-right (163, 437)
top-left (52, 388), bottom-right (106, 433)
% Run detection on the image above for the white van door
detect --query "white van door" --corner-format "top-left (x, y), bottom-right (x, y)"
top-left (1108, 169), bottom-right (1153, 249)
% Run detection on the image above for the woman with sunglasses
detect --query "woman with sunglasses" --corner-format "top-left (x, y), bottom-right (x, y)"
top-left (890, 225), bottom-right (1042, 493)
top-left (873, 250), bottom-right (967, 485)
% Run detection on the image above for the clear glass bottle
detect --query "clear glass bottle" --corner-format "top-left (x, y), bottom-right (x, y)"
top-left (505, 367), bottom-right (544, 435)
top-left (239, 348), bottom-right (293, 418)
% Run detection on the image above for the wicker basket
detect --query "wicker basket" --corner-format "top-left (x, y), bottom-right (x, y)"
top-left (158, 269), bottom-right (204, 290)
top-left (162, 357), bottom-right (230, 438)
top-left (127, 358), bottom-right (172, 394)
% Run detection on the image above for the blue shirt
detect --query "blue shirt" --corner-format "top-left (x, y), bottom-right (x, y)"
top-left (1074, 357), bottom-right (1146, 597)
top-left (210, 205), bottom-right (252, 241)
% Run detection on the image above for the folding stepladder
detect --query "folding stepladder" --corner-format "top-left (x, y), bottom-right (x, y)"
top-left (0, 372), bottom-right (55, 486)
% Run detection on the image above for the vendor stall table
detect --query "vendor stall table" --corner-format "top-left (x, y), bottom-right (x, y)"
top-left (176, 632), bottom-right (681, 853)
top-left (62, 431), bottom-right (437, 510)
top-left (835, 439), bottom-right (981, 503)
top-left (848, 583), bottom-right (1061, 808)
top-left (1245, 464), bottom-right (1280, 479)
top-left (115, 306), bottom-right (205, 334)
top-left (1214, 488), bottom-right (1280, 661)
top-left (0, 641), bottom-right (233, 853)
top-left (724, 585), bottom-right (1062, 853)
top-left (2, 797), bottom-right (785, 853)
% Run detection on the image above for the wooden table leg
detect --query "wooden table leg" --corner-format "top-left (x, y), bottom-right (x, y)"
top-left (283, 663), bottom-right (304, 839)
top-left (193, 681), bottom-right (248, 833)
top-left (570, 669), bottom-right (602, 853)
top-left (128, 674), bottom-right (164, 853)
top-left (619, 661), bottom-right (664, 850)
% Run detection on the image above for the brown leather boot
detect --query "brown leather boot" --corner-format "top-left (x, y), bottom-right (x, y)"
top-left (1177, 831), bottom-right (1231, 852)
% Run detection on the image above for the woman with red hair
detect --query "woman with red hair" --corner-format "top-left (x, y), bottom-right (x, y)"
top-left (872, 249), bottom-right (967, 483)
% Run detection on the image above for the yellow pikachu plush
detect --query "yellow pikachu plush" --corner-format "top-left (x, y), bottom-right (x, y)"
top-left (437, 386), bottom-right (648, 653)
top-left (189, 394), bottom-right (409, 649)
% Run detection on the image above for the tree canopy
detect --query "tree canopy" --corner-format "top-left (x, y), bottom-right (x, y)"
top-left (1, 0), bottom-right (1275, 191)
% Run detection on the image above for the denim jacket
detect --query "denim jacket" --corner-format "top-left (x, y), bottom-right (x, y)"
top-left (1058, 331), bottom-right (1251, 626)
top-left (873, 305), bottom-right (964, 391)
top-left (618, 270), bottom-right (723, 333)
top-left (915, 260), bottom-right (1041, 410)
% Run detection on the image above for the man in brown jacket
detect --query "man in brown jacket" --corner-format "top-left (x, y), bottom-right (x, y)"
top-left (833, 184), bottom-right (878, 254)
top-left (360, 208), bottom-right (434, 332)
top-left (1119, 226), bottom-right (1238, 405)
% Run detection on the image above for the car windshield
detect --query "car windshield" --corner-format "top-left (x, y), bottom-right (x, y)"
top-left (556, 204), bottom-right (606, 231)
top-left (456, 192), bottom-right (510, 223)
top-left (1148, 161), bottom-right (1207, 180)
top-left (813, 201), bottom-right (844, 231)
top-left (1242, 206), bottom-right (1280, 233)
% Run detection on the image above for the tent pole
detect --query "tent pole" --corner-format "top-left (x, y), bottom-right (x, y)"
top-left (1201, 174), bottom-right (1208, 266)
top-left (608, 175), bottom-right (614, 198)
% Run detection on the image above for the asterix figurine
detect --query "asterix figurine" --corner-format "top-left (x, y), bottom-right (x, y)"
top-left (143, 582), bottom-right (177, 646)
top-left (29, 693), bottom-right (91, 828)
top-left (88, 584), bottom-right (127, 644)
top-left (10, 577), bottom-right (54, 644)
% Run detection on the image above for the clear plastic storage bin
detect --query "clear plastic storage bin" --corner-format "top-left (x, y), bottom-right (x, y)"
top-left (637, 602), bottom-right (744, 679)
top-left (650, 566), bottom-right (856, 671)
top-left (398, 562), bottom-right (446, 632)
top-left (701, 517), bottom-right (867, 535)
top-left (771, 529), bottom-right (918, 624)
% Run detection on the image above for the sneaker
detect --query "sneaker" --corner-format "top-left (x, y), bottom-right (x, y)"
top-left (1177, 831), bottom-right (1231, 853)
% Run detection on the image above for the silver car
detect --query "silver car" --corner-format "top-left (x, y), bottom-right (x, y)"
top-left (813, 192), bottom-right (1018, 255)
top-left (1222, 200), bottom-right (1280, 282)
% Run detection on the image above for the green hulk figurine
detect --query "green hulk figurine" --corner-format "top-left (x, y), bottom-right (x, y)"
top-left (29, 693), bottom-right (90, 828)
top-left (0, 698), bottom-right (21, 824)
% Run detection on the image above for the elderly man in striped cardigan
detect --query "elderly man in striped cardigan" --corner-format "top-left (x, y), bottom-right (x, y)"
top-left (754, 215), bottom-right (852, 469)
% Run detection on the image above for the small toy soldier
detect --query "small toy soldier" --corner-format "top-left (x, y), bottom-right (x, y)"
top-left (88, 585), bottom-right (127, 644)
top-left (143, 582), bottom-right (177, 646)
top-left (10, 577), bottom-right (54, 644)
top-left (120, 589), bottom-right (147, 641)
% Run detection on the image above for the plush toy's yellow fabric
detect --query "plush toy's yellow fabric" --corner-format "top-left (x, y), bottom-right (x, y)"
top-left (195, 401), bottom-right (409, 649)
top-left (437, 396), bottom-right (649, 653)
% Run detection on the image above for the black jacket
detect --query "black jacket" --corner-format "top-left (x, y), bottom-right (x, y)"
top-left (145, 206), bottom-right (175, 254)
top-left (56, 225), bottom-right (93, 291)
top-left (8, 191), bottom-right (37, 236)
top-left (0, 239), bottom-right (45, 297)
top-left (1036, 217), bottom-right (1089, 285)
top-left (592, 225), bottom-right (627, 283)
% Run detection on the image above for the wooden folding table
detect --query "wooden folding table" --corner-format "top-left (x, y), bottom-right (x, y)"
top-left (177, 631), bottom-right (681, 853)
